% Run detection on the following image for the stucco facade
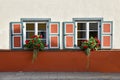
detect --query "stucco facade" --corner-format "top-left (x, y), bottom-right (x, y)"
top-left (0, 0), bottom-right (120, 49)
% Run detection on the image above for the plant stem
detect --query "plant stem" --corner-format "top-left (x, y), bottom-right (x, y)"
top-left (32, 49), bottom-right (39, 63)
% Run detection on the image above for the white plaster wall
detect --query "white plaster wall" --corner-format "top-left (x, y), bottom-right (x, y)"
top-left (0, 0), bottom-right (120, 49)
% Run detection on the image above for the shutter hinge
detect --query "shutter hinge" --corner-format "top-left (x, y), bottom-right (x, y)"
top-left (64, 34), bottom-right (66, 36)
top-left (74, 44), bottom-right (77, 47)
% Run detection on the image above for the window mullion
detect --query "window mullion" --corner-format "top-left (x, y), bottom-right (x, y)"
top-left (98, 22), bottom-right (100, 39)
top-left (76, 22), bottom-right (77, 46)
top-left (46, 23), bottom-right (48, 47)
top-left (86, 22), bottom-right (89, 40)
top-left (23, 22), bottom-right (26, 44)
top-left (35, 22), bottom-right (38, 35)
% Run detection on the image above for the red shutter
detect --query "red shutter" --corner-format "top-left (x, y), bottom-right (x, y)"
top-left (64, 22), bottom-right (75, 48)
top-left (49, 22), bottom-right (60, 48)
top-left (10, 22), bottom-right (23, 49)
top-left (101, 21), bottom-right (113, 49)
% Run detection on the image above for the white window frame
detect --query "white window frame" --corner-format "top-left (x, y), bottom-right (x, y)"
top-left (75, 21), bottom-right (100, 47)
top-left (23, 22), bottom-right (48, 48)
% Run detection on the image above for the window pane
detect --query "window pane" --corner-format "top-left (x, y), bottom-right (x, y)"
top-left (26, 23), bottom-right (35, 30)
top-left (89, 23), bottom-right (98, 30)
top-left (89, 31), bottom-right (98, 38)
top-left (77, 32), bottom-right (86, 38)
top-left (26, 32), bottom-right (34, 39)
top-left (38, 32), bottom-right (46, 39)
top-left (77, 23), bottom-right (86, 30)
top-left (77, 40), bottom-right (82, 47)
top-left (38, 23), bottom-right (46, 30)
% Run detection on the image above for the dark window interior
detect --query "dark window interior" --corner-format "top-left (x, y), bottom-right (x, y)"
top-left (77, 32), bottom-right (86, 38)
top-left (89, 23), bottom-right (98, 30)
top-left (26, 23), bottom-right (35, 39)
top-left (38, 23), bottom-right (46, 44)
top-left (77, 23), bottom-right (86, 30)
top-left (77, 23), bottom-right (87, 46)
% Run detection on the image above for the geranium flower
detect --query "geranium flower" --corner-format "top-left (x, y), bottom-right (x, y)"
top-left (96, 39), bottom-right (100, 44)
top-left (32, 35), bottom-right (38, 38)
top-left (24, 35), bottom-right (45, 63)
top-left (83, 46), bottom-right (88, 49)
top-left (25, 40), bottom-right (30, 44)
top-left (32, 40), bottom-right (34, 43)
top-left (39, 35), bottom-right (43, 38)
top-left (37, 44), bottom-right (40, 47)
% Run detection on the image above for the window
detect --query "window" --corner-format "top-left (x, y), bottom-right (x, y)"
top-left (10, 18), bottom-right (112, 50)
top-left (76, 21), bottom-right (100, 47)
top-left (23, 22), bottom-right (47, 45)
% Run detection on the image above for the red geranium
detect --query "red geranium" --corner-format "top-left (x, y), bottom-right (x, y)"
top-left (24, 35), bottom-right (45, 63)
top-left (37, 44), bottom-right (40, 47)
top-left (39, 35), bottom-right (43, 38)
top-left (80, 37), bottom-right (101, 56)
top-left (83, 46), bottom-right (88, 49)
top-left (96, 39), bottom-right (100, 44)
top-left (25, 40), bottom-right (30, 44)
top-left (32, 40), bottom-right (34, 43)
top-left (32, 35), bottom-right (38, 38)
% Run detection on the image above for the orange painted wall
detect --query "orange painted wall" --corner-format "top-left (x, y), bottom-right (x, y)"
top-left (0, 50), bottom-right (120, 72)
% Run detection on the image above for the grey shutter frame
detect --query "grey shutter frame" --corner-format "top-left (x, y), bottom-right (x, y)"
top-left (101, 21), bottom-right (113, 49)
top-left (10, 22), bottom-right (23, 50)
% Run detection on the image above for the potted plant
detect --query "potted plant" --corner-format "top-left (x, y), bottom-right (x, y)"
top-left (80, 37), bottom-right (100, 71)
top-left (24, 35), bottom-right (47, 63)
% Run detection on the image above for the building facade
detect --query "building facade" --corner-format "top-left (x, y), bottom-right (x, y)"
top-left (0, 0), bottom-right (120, 50)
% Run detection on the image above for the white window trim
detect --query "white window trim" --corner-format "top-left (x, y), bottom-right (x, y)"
top-left (35, 23), bottom-right (38, 35)
top-left (12, 23), bottom-right (22, 34)
top-left (86, 22), bottom-right (89, 40)
top-left (50, 35), bottom-right (59, 48)
top-left (12, 36), bottom-right (22, 48)
top-left (75, 21), bottom-right (100, 47)
top-left (23, 22), bottom-right (48, 47)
